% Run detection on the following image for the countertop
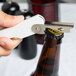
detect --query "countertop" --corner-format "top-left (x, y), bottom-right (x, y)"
top-left (0, 3), bottom-right (76, 76)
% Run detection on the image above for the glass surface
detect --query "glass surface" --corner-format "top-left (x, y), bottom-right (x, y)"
top-left (32, 28), bottom-right (63, 76)
top-left (28, 0), bottom-right (59, 44)
top-left (28, 0), bottom-right (58, 22)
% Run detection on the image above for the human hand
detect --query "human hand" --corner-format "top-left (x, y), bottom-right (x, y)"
top-left (0, 10), bottom-right (24, 56)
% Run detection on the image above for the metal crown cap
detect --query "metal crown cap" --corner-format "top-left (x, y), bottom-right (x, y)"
top-left (45, 28), bottom-right (64, 39)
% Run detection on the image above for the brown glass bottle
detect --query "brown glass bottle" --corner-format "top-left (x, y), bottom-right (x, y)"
top-left (31, 28), bottom-right (64, 76)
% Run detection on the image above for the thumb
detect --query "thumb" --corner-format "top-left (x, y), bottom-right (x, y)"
top-left (0, 10), bottom-right (24, 27)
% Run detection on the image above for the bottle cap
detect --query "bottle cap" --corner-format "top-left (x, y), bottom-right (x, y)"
top-left (45, 28), bottom-right (64, 39)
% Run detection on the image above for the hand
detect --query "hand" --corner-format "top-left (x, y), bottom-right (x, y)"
top-left (0, 10), bottom-right (24, 56)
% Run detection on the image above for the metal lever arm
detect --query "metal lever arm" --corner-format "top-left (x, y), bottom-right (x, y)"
top-left (45, 21), bottom-right (74, 27)
top-left (32, 22), bottom-right (74, 34)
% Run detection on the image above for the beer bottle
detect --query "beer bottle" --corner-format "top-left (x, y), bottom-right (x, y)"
top-left (31, 28), bottom-right (64, 76)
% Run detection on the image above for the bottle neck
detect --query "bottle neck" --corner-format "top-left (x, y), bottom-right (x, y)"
top-left (33, 36), bottom-right (62, 76)
top-left (44, 36), bottom-right (62, 48)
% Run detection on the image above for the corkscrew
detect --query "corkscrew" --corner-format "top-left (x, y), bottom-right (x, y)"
top-left (0, 14), bottom-right (74, 39)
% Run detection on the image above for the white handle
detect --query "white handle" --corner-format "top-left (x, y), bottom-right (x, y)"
top-left (0, 14), bottom-right (45, 38)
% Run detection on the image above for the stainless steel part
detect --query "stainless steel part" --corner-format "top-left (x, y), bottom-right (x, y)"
top-left (32, 22), bottom-right (74, 34)
top-left (49, 22), bottom-right (74, 27)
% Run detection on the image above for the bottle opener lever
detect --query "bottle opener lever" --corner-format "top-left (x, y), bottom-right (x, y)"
top-left (32, 22), bottom-right (74, 34)
top-left (0, 14), bottom-right (74, 38)
top-left (0, 14), bottom-right (45, 38)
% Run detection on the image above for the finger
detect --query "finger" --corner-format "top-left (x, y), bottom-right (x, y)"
top-left (0, 10), bottom-right (24, 27)
top-left (11, 38), bottom-right (22, 48)
top-left (0, 37), bottom-right (22, 50)
top-left (0, 46), bottom-right (12, 56)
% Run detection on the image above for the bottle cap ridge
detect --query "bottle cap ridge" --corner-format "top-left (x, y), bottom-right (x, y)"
top-left (45, 28), bottom-right (64, 39)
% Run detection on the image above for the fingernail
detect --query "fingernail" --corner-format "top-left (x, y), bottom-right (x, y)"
top-left (0, 42), bottom-right (5, 46)
top-left (14, 15), bottom-right (24, 20)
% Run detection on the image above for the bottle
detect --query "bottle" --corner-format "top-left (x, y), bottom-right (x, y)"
top-left (15, 9), bottom-right (37, 60)
top-left (28, 0), bottom-right (58, 22)
top-left (19, 35), bottom-right (37, 59)
top-left (30, 0), bottom-right (44, 4)
top-left (31, 28), bottom-right (64, 76)
top-left (28, 0), bottom-right (59, 44)
top-left (2, 0), bottom-right (20, 15)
